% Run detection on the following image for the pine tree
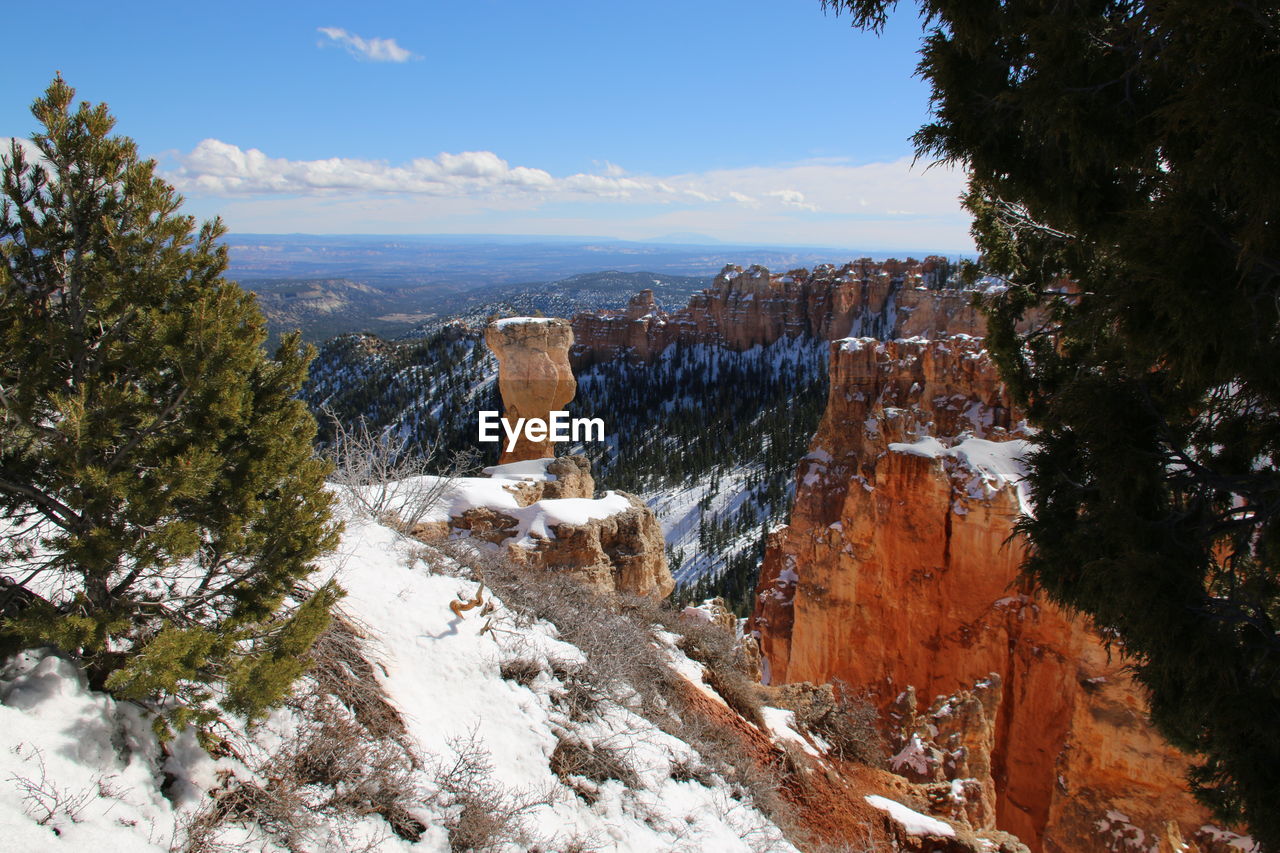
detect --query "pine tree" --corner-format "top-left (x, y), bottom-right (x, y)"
top-left (825, 1), bottom-right (1280, 843)
top-left (0, 78), bottom-right (342, 740)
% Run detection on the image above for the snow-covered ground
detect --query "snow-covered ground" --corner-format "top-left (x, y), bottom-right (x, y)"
top-left (646, 465), bottom-right (771, 586)
top-left (0, 502), bottom-right (801, 852)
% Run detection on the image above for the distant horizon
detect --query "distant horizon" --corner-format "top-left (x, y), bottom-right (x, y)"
top-left (224, 231), bottom-right (978, 261)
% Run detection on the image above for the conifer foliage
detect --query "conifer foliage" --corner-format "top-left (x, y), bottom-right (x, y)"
top-left (0, 79), bottom-right (342, 739)
top-left (824, 1), bottom-right (1280, 843)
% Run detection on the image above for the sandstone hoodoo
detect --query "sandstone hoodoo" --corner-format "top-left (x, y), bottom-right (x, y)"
top-left (750, 333), bottom-right (1230, 852)
top-left (484, 316), bottom-right (577, 463)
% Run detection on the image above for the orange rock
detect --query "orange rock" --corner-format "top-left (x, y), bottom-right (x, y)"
top-left (507, 490), bottom-right (674, 598)
top-left (484, 318), bottom-right (577, 463)
top-left (750, 335), bottom-right (1218, 852)
top-left (570, 259), bottom-right (980, 369)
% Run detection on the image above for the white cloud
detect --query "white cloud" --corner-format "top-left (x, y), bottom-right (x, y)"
top-left (765, 189), bottom-right (815, 211)
top-left (167, 141), bottom-right (975, 250)
top-left (317, 27), bottom-right (418, 63)
top-left (172, 140), bottom-right (734, 204)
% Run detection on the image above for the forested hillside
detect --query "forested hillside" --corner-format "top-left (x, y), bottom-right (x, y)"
top-left (567, 338), bottom-right (828, 613)
top-left (302, 325), bottom-right (828, 612)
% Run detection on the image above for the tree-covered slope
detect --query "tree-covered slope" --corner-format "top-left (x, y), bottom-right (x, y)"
top-left (301, 328), bottom-right (828, 613)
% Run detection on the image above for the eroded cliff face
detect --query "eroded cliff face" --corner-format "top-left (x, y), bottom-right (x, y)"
top-left (750, 335), bottom-right (1222, 852)
top-left (484, 317), bottom-right (577, 463)
top-left (570, 258), bottom-right (976, 368)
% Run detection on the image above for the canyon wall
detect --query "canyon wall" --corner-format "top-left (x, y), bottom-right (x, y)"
top-left (569, 258), bottom-right (977, 368)
top-left (749, 334), bottom-right (1223, 851)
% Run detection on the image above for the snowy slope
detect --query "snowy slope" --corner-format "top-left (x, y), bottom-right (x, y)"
top-left (0, 503), bottom-right (799, 852)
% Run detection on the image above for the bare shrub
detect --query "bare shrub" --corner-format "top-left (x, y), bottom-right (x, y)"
top-left (547, 658), bottom-right (605, 721)
top-left (306, 613), bottom-right (411, 747)
top-left (664, 615), bottom-right (767, 728)
top-left (499, 656), bottom-right (544, 687)
top-left (178, 613), bottom-right (423, 852)
top-left (181, 771), bottom-right (310, 853)
top-left (701, 664), bottom-right (767, 730)
top-left (445, 543), bottom-right (683, 725)
top-left (534, 829), bottom-right (608, 853)
top-left (6, 744), bottom-right (93, 829)
top-left (323, 408), bottom-right (476, 531)
top-left (658, 704), bottom-right (794, 836)
top-left (428, 728), bottom-right (552, 852)
top-left (180, 695), bottom-right (421, 853)
top-left (667, 754), bottom-right (715, 787)
top-left (793, 680), bottom-right (886, 766)
top-left (550, 736), bottom-right (639, 789)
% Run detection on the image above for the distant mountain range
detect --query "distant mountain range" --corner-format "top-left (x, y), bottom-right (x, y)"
top-left (229, 234), bottom-right (971, 341)
top-left (243, 270), bottom-right (713, 343)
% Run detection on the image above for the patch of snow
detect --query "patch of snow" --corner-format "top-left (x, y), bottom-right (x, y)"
top-left (482, 458), bottom-right (559, 481)
top-left (492, 316), bottom-right (559, 327)
top-left (760, 708), bottom-right (822, 757)
top-left (889, 734), bottom-right (932, 776)
top-left (887, 436), bottom-right (1033, 514)
top-left (863, 795), bottom-right (956, 838)
top-left (1199, 826), bottom-right (1259, 852)
top-left (890, 436), bottom-right (946, 459)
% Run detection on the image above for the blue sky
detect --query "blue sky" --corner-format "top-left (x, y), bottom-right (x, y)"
top-left (2, 0), bottom-right (972, 251)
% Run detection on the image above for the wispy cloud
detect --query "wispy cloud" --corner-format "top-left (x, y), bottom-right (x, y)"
top-left (317, 27), bottom-right (418, 63)
top-left (172, 140), bottom-right (735, 203)
top-left (166, 140), bottom-right (974, 249)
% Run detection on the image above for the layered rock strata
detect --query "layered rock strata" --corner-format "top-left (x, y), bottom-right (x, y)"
top-left (570, 258), bottom-right (980, 368)
top-left (750, 335), bottom-right (1222, 851)
top-left (484, 317), bottom-right (577, 463)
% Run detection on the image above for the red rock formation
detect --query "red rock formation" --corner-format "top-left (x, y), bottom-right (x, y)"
top-left (750, 335), bottom-right (1222, 852)
top-left (570, 259), bottom-right (979, 369)
top-left (484, 317), bottom-right (577, 463)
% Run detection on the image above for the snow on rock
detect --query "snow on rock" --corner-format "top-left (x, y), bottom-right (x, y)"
top-left (381, 465), bottom-right (634, 549)
top-left (507, 492), bottom-right (635, 546)
top-left (889, 733), bottom-right (933, 778)
top-left (888, 435), bottom-right (1034, 514)
top-left (863, 794), bottom-right (957, 838)
top-left (759, 707), bottom-right (822, 758)
top-left (1199, 825), bottom-right (1260, 852)
top-left (481, 457), bottom-right (561, 481)
top-left (491, 316), bottom-right (559, 327)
